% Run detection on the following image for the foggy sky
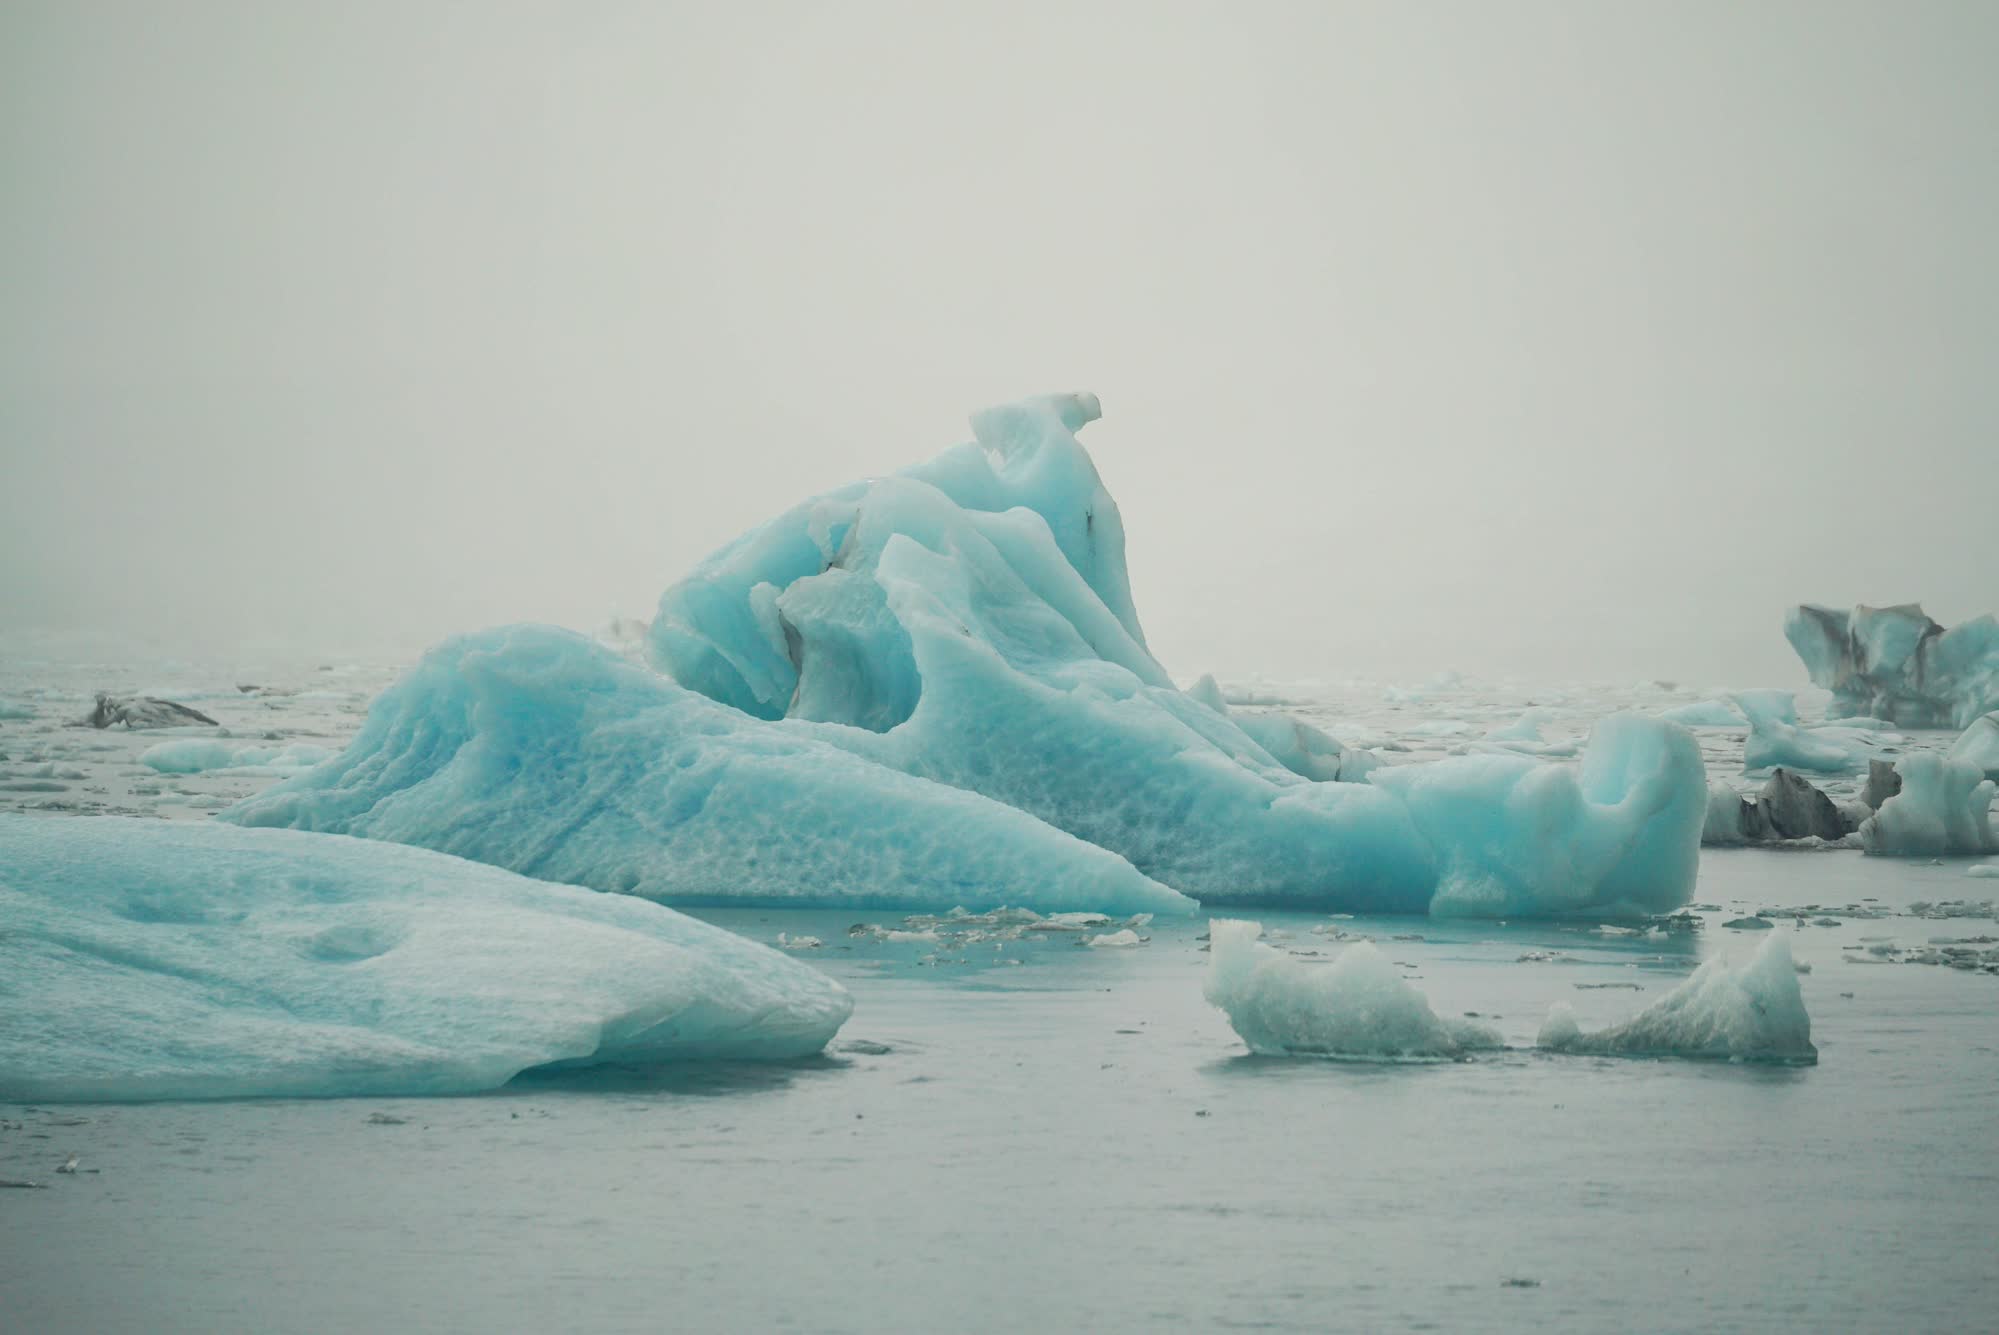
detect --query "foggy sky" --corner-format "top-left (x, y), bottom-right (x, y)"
top-left (4, 1), bottom-right (1995, 686)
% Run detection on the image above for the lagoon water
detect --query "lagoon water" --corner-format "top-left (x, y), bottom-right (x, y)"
top-left (2, 648), bottom-right (1995, 1332)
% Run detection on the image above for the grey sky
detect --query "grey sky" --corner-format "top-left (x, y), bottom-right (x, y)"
top-left (4, 1), bottom-right (1994, 685)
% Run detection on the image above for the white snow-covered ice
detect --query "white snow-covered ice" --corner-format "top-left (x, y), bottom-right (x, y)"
top-left (0, 815), bottom-right (852, 1101)
top-left (1537, 933), bottom-right (1816, 1063)
top-left (1203, 919), bottom-right (1501, 1059)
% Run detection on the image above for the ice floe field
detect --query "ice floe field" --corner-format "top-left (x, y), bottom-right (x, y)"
top-left (3, 399), bottom-right (1996, 1333)
top-left (4, 640), bottom-right (1996, 1332)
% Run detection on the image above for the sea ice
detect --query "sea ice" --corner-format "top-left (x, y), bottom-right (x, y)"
top-left (0, 700), bottom-right (33, 720)
top-left (1537, 933), bottom-right (1816, 1063)
top-left (222, 625), bottom-right (1194, 916)
top-left (0, 815), bottom-right (853, 1102)
top-left (1787, 603), bottom-right (1999, 728)
top-left (1858, 755), bottom-right (1998, 856)
top-left (1204, 919), bottom-right (1501, 1060)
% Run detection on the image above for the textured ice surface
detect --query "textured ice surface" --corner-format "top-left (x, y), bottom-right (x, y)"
top-left (1947, 712), bottom-right (1999, 781)
top-left (1538, 933), bottom-right (1816, 1063)
top-left (639, 393), bottom-right (1706, 915)
top-left (1787, 603), bottom-right (1999, 728)
top-left (1204, 919), bottom-right (1500, 1059)
top-left (223, 625), bottom-right (1192, 915)
top-left (0, 815), bottom-right (852, 1101)
top-left (142, 739), bottom-right (333, 774)
top-left (1859, 755), bottom-right (1998, 856)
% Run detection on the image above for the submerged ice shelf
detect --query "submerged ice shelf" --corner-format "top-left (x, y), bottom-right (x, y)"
top-left (230, 394), bottom-right (1708, 918)
top-left (0, 816), bottom-right (852, 1101)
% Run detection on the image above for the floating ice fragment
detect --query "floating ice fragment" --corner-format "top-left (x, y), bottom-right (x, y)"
top-left (1084, 929), bottom-right (1144, 947)
top-left (1859, 755), bottom-right (1998, 856)
top-left (1204, 919), bottom-right (1502, 1060)
top-left (1536, 934), bottom-right (1816, 1062)
top-left (0, 815), bottom-right (852, 1102)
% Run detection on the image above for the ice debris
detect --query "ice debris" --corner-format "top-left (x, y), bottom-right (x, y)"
top-left (1537, 934), bottom-right (1816, 1063)
top-left (1786, 603), bottom-right (1999, 729)
top-left (0, 815), bottom-right (852, 1101)
top-left (1203, 919), bottom-right (1502, 1060)
top-left (83, 694), bottom-right (218, 730)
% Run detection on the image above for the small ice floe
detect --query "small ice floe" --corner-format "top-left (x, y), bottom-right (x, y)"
top-left (837, 1040), bottom-right (893, 1056)
top-left (1084, 929), bottom-right (1144, 948)
top-left (1967, 865), bottom-right (1999, 879)
top-left (1204, 919), bottom-right (1501, 1060)
top-left (365, 1112), bottom-right (409, 1126)
top-left (55, 1155), bottom-right (78, 1175)
top-left (1027, 912), bottom-right (1113, 933)
top-left (0, 1178), bottom-right (48, 1189)
top-left (82, 694), bottom-right (218, 729)
top-left (1537, 934), bottom-right (1817, 1063)
top-left (776, 933), bottom-right (823, 950)
top-left (1723, 917), bottom-right (1775, 930)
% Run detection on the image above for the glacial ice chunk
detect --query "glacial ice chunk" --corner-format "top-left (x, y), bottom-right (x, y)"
top-left (1656, 698), bottom-right (1746, 728)
top-left (223, 625), bottom-right (1193, 916)
top-left (142, 739), bottom-right (334, 775)
top-left (639, 394), bottom-right (1707, 916)
top-left (1858, 755), bottom-right (1998, 856)
top-left (0, 815), bottom-right (853, 1102)
top-left (1787, 603), bottom-right (1999, 728)
top-left (1947, 712), bottom-right (1999, 782)
top-left (1204, 919), bottom-right (1501, 1060)
top-left (1735, 691), bottom-right (1876, 774)
top-left (1537, 933), bottom-right (1816, 1063)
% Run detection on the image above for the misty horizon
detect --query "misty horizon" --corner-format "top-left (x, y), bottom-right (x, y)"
top-left (5, 2), bottom-right (1994, 686)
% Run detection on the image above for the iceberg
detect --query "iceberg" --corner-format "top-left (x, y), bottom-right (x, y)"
top-left (1537, 934), bottom-right (1816, 1063)
top-left (222, 625), bottom-right (1194, 916)
top-left (1702, 769), bottom-right (1861, 846)
top-left (637, 393), bottom-right (1707, 915)
top-left (0, 815), bottom-right (853, 1102)
top-left (1786, 603), bottom-right (1999, 728)
top-left (1735, 691), bottom-right (1878, 774)
top-left (229, 394), bottom-right (1706, 918)
top-left (1858, 755), bottom-right (1998, 856)
top-left (1204, 919), bottom-right (1501, 1060)
top-left (1947, 712), bottom-right (1999, 781)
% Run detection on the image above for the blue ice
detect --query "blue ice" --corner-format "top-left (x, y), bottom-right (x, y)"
top-left (0, 815), bottom-right (853, 1102)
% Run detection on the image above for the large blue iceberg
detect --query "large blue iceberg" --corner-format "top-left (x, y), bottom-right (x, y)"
top-left (228, 394), bottom-right (1707, 917)
top-left (1786, 603), bottom-right (1999, 729)
top-left (223, 625), bottom-right (1193, 916)
top-left (0, 815), bottom-right (853, 1102)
